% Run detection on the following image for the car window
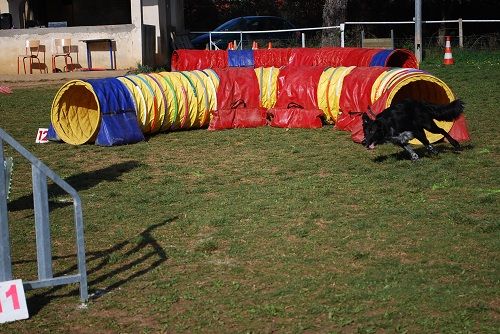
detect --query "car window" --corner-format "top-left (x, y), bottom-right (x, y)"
top-left (214, 16), bottom-right (295, 32)
top-left (216, 18), bottom-right (243, 31)
top-left (265, 17), bottom-right (294, 31)
top-left (260, 18), bottom-right (275, 30)
top-left (283, 21), bottom-right (295, 29)
top-left (276, 18), bottom-right (295, 30)
top-left (247, 18), bottom-right (263, 30)
top-left (265, 18), bottom-right (279, 30)
top-left (247, 17), bottom-right (281, 31)
top-left (274, 18), bottom-right (293, 30)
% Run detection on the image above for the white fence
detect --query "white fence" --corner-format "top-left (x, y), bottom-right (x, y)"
top-left (344, 19), bottom-right (500, 48)
top-left (193, 18), bottom-right (499, 52)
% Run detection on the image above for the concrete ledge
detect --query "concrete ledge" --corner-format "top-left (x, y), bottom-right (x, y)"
top-left (0, 69), bottom-right (130, 88)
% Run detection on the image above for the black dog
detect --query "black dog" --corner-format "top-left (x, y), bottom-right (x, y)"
top-left (362, 99), bottom-right (464, 160)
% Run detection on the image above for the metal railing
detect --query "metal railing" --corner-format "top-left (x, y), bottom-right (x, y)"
top-left (0, 128), bottom-right (88, 303)
top-left (191, 26), bottom-right (340, 50)
top-left (192, 26), bottom-right (327, 50)
top-left (344, 19), bottom-right (500, 48)
top-left (192, 18), bottom-right (499, 51)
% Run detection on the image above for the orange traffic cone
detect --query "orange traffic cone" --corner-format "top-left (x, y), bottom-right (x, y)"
top-left (443, 36), bottom-right (454, 65)
top-left (227, 41), bottom-right (233, 50)
top-left (267, 41), bottom-right (272, 49)
top-left (252, 41), bottom-right (258, 50)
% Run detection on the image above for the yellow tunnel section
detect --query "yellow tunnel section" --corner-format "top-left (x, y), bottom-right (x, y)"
top-left (51, 80), bottom-right (101, 145)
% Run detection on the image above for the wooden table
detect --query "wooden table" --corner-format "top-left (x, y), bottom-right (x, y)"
top-left (79, 38), bottom-right (115, 70)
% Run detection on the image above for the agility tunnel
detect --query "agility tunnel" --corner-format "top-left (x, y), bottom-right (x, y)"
top-left (171, 47), bottom-right (419, 71)
top-left (50, 65), bottom-right (469, 146)
top-left (51, 70), bottom-right (220, 145)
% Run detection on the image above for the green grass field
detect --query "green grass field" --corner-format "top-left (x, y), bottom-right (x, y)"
top-left (0, 54), bottom-right (498, 333)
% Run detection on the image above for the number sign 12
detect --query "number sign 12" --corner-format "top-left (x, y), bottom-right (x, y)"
top-left (36, 128), bottom-right (49, 143)
top-left (0, 279), bottom-right (29, 323)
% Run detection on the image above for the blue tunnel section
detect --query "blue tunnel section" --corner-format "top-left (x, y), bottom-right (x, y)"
top-left (87, 78), bottom-right (145, 146)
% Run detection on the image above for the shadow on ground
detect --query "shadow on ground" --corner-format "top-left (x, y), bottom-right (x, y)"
top-left (8, 160), bottom-right (142, 212)
top-left (19, 217), bottom-right (176, 316)
top-left (373, 143), bottom-right (473, 162)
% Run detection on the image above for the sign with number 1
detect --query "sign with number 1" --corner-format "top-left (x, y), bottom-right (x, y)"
top-left (0, 279), bottom-right (29, 323)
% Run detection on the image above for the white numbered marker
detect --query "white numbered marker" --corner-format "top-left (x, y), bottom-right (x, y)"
top-left (36, 128), bottom-right (49, 143)
top-left (0, 279), bottom-right (29, 323)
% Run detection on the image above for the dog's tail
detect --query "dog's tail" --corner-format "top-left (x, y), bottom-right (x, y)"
top-left (428, 99), bottom-right (464, 121)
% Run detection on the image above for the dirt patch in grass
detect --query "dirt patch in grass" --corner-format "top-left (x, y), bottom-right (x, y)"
top-left (94, 308), bottom-right (161, 332)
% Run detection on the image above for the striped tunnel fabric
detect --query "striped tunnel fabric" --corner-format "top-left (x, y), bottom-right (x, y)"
top-left (50, 65), bottom-right (467, 146)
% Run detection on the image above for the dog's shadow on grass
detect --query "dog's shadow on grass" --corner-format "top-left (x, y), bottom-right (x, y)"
top-left (18, 217), bottom-right (176, 316)
top-left (8, 160), bottom-right (143, 212)
top-left (373, 143), bottom-right (474, 163)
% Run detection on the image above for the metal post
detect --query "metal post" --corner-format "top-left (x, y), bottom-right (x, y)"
top-left (301, 32), bottom-right (305, 48)
top-left (32, 165), bottom-right (53, 280)
top-left (340, 23), bottom-right (345, 47)
top-left (73, 195), bottom-right (88, 302)
top-left (459, 18), bottom-right (463, 48)
top-left (414, 0), bottom-right (422, 63)
top-left (0, 139), bottom-right (13, 282)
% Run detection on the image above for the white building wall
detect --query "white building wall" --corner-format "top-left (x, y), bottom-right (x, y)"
top-left (142, 0), bottom-right (172, 67)
top-left (143, 0), bottom-right (160, 54)
top-left (0, 0), bottom-right (183, 74)
top-left (0, 24), bottom-right (142, 74)
top-left (0, 0), bottom-right (147, 74)
top-left (0, 1), bottom-right (8, 14)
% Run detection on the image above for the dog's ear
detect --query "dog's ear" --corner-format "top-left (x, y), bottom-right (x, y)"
top-left (362, 112), bottom-right (371, 124)
top-left (366, 105), bottom-right (377, 119)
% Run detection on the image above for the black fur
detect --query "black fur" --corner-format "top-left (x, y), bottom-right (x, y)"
top-left (362, 99), bottom-right (464, 160)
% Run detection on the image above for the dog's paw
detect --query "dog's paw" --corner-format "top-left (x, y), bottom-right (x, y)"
top-left (427, 145), bottom-right (439, 155)
top-left (428, 150), bottom-right (439, 157)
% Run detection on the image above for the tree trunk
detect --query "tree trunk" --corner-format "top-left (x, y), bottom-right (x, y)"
top-left (322, 0), bottom-right (348, 46)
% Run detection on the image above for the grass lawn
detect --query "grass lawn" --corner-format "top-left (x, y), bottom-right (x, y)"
top-left (0, 52), bottom-right (498, 333)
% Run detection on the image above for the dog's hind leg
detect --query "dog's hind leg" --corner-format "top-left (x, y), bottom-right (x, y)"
top-left (425, 121), bottom-right (462, 150)
top-left (412, 129), bottom-right (440, 156)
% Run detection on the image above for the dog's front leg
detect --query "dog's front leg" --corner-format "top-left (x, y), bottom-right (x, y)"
top-left (390, 131), bottom-right (419, 160)
top-left (402, 144), bottom-right (420, 161)
top-left (390, 131), bottom-right (415, 144)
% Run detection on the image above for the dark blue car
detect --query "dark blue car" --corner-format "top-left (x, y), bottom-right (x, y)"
top-left (191, 16), bottom-right (298, 49)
